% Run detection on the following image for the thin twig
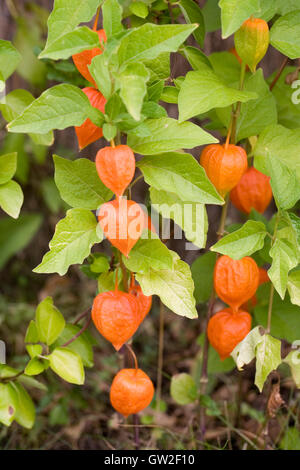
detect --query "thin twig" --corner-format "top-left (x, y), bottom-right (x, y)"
top-left (156, 301), bottom-right (165, 412)
top-left (270, 57), bottom-right (289, 91)
top-left (61, 316), bottom-right (92, 347)
top-left (73, 308), bottom-right (91, 325)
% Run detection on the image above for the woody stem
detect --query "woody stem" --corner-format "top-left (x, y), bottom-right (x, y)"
top-left (156, 300), bottom-right (165, 412)
top-left (125, 343), bottom-right (138, 370)
top-left (93, 6), bottom-right (101, 31)
top-left (230, 61), bottom-right (246, 145)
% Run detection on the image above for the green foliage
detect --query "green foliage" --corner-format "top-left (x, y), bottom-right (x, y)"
top-left (49, 347), bottom-right (85, 385)
top-left (270, 11), bottom-right (300, 59)
top-left (170, 373), bottom-right (197, 405)
top-left (35, 297), bottom-right (66, 346)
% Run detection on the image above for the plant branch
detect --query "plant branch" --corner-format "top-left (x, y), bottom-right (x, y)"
top-left (270, 57), bottom-right (289, 91)
top-left (266, 212), bottom-right (280, 334)
top-left (156, 300), bottom-right (165, 412)
top-left (61, 316), bottom-right (92, 347)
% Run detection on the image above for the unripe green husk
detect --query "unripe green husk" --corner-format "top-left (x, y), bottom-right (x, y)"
top-left (234, 17), bottom-right (269, 73)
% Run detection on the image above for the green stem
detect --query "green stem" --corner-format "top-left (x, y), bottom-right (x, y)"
top-left (266, 212), bottom-right (280, 334)
top-left (230, 62), bottom-right (246, 145)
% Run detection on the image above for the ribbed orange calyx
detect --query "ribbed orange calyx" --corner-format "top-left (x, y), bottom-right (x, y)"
top-left (92, 290), bottom-right (140, 351)
top-left (96, 145), bottom-right (135, 197)
top-left (234, 17), bottom-right (269, 72)
top-left (200, 144), bottom-right (248, 196)
top-left (129, 283), bottom-right (152, 322)
top-left (72, 29), bottom-right (106, 86)
top-left (110, 368), bottom-right (155, 417)
top-left (98, 198), bottom-right (144, 257)
top-left (207, 308), bottom-right (252, 360)
top-left (214, 255), bottom-right (259, 311)
top-left (230, 167), bottom-right (272, 214)
top-left (75, 87), bottom-right (106, 149)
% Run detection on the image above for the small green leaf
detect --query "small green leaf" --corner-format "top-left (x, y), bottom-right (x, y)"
top-left (0, 153), bottom-right (17, 184)
top-left (40, 27), bottom-right (101, 60)
top-left (26, 344), bottom-right (43, 359)
top-left (231, 326), bottom-right (263, 370)
top-left (269, 238), bottom-right (298, 299)
top-left (25, 358), bottom-right (46, 376)
top-left (0, 39), bottom-right (21, 81)
top-left (103, 0), bottom-right (124, 36)
top-left (34, 209), bottom-right (102, 275)
top-left (35, 297), bottom-right (65, 346)
top-left (129, 1), bottom-right (149, 19)
top-left (103, 123), bottom-right (117, 141)
top-left (9, 382), bottom-right (35, 429)
top-left (0, 383), bottom-right (17, 426)
top-left (119, 63), bottom-right (149, 121)
top-left (211, 221), bottom-right (267, 259)
top-left (49, 347), bottom-right (85, 385)
top-left (0, 180), bottom-right (23, 219)
top-left (255, 334), bottom-right (282, 392)
top-left (284, 350), bottom-right (300, 388)
top-left (170, 373), bottom-right (197, 405)
top-left (54, 155), bottom-right (112, 210)
top-left (136, 257), bottom-right (198, 319)
top-left (138, 152), bottom-right (223, 205)
top-left (123, 232), bottom-right (174, 273)
top-left (287, 271), bottom-right (300, 306)
top-left (178, 0), bottom-right (205, 46)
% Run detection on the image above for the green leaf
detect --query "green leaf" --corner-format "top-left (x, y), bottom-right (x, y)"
top-left (54, 155), bottom-right (112, 210)
top-left (0, 153), bottom-right (17, 184)
top-left (25, 320), bottom-right (39, 344)
top-left (178, 0), bottom-right (205, 47)
top-left (0, 39), bottom-right (21, 81)
top-left (253, 125), bottom-right (300, 181)
top-left (219, 0), bottom-right (260, 38)
top-left (8, 84), bottom-right (103, 134)
top-left (280, 427), bottom-right (300, 450)
top-left (202, 0), bottom-right (221, 33)
top-left (181, 46), bottom-right (212, 71)
top-left (25, 358), bottom-right (46, 376)
top-left (0, 383), bottom-right (17, 426)
top-left (89, 53), bottom-right (112, 100)
top-left (119, 62), bottom-right (149, 120)
top-left (103, 123), bottom-right (117, 141)
top-left (0, 214), bottom-right (42, 269)
top-left (123, 231), bottom-right (174, 273)
top-left (269, 238), bottom-right (298, 299)
top-left (49, 347), bottom-right (85, 385)
top-left (40, 26), bottom-right (101, 60)
top-left (231, 326), bottom-right (263, 370)
top-left (17, 375), bottom-right (47, 392)
top-left (191, 252), bottom-right (216, 304)
top-left (40, 0), bottom-right (102, 59)
top-left (263, 157), bottom-right (300, 210)
top-left (129, 1), bottom-right (149, 18)
top-left (255, 334), bottom-right (282, 392)
top-left (178, 68), bottom-right (257, 121)
top-left (284, 350), bottom-right (300, 388)
top-left (137, 152), bottom-right (223, 205)
top-left (0, 90), bottom-right (54, 146)
top-left (160, 86), bottom-right (179, 104)
top-left (211, 221), bottom-right (267, 259)
top-left (277, 0), bottom-right (300, 15)
top-left (128, 117), bottom-right (217, 154)
top-left (103, 0), bottom-right (124, 37)
top-left (34, 209), bottom-right (102, 275)
top-left (9, 382), bottom-right (35, 429)
top-left (216, 69), bottom-right (277, 141)
top-left (270, 11), bottom-right (300, 59)
top-left (35, 297), bottom-right (66, 346)
top-left (170, 373), bottom-right (197, 405)
top-left (287, 271), bottom-right (300, 306)
top-left (26, 344), bottom-right (43, 359)
top-left (53, 324), bottom-right (94, 368)
top-left (269, 67), bottom-right (300, 129)
top-left (118, 23), bottom-right (197, 65)
top-left (136, 258), bottom-right (198, 319)
top-left (209, 51), bottom-right (241, 84)
top-left (150, 188), bottom-right (208, 249)
top-left (0, 180), bottom-right (23, 219)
